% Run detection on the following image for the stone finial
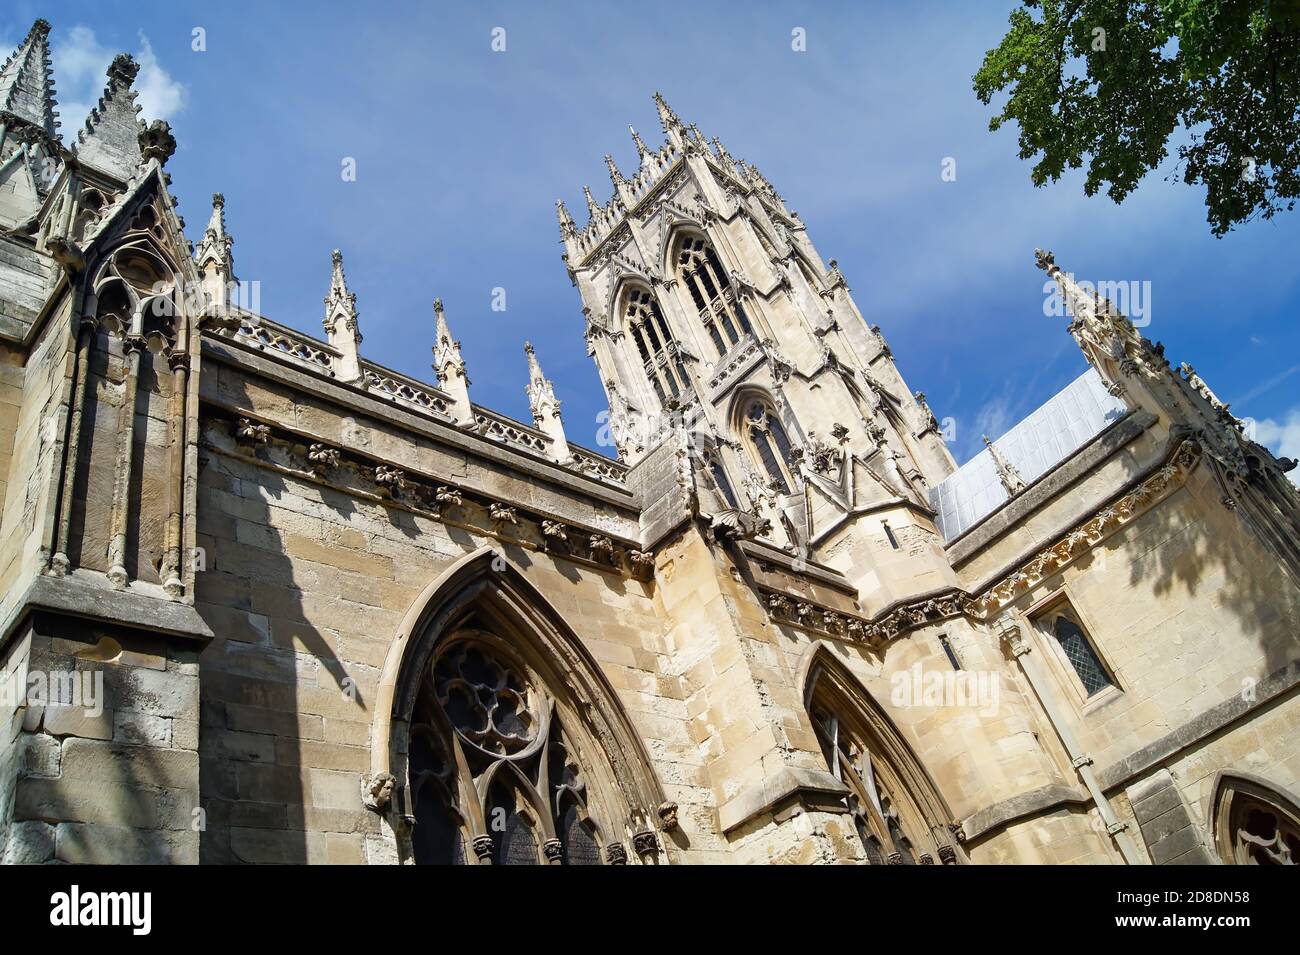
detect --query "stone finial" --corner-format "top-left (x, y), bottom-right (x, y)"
top-left (604, 153), bottom-right (624, 185)
top-left (555, 199), bottom-right (575, 238)
top-left (652, 91), bottom-right (684, 145)
top-left (431, 298), bottom-right (474, 426)
top-left (523, 341), bottom-right (571, 464)
top-left (138, 119), bottom-right (176, 165)
top-left (605, 153), bottom-right (634, 206)
top-left (983, 434), bottom-right (1027, 496)
top-left (1034, 247), bottom-right (1057, 274)
top-left (629, 125), bottom-right (652, 165)
top-left (195, 192), bottom-right (236, 309)
top-left (107, 53), bottom-right (140, 86)
top-left (582, 184), bottom-right (601, 221)
top-left (322, 249), bottom-right (362, 381)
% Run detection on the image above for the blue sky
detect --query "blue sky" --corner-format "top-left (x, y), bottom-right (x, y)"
top-left (8, 1), bottom-right (1299, 464)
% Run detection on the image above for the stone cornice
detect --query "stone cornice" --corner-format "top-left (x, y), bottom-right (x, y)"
top-left (204, 412), bottom-right (654, 583)
top-left (760, 584), bottom-right (971, 648)
top-left (0, 573), bottom-right (215, 652)
top-left (201, 337), bottom-right (633, 507)
top-left (969, 437), bottom-right (1202, 618)
top-left (756, 437), bottom-right (1204, 647)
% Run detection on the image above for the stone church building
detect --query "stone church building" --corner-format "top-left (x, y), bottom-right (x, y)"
top-left (1, 20), bottom-right (1298, 864)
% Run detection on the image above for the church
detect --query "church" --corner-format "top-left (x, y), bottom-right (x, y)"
top-left (1, 19), bottom-right (1298, 864)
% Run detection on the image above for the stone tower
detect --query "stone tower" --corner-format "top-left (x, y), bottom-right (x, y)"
top-left (561, 94), bottom-right (958, 612)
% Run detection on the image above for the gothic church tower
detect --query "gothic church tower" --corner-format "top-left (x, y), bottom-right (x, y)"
top-left (560, 94), bottom-right (958, 613)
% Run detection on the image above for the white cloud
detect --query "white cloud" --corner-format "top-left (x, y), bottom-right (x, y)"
top-left (51, 25), bottom-right (186, 139)
top-left (1251, 409), bottom-right (1300, 460)
top-left (133, 32), bottom-right (185, 122)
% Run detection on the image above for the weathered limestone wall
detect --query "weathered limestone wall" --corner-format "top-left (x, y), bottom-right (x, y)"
top-left (189, 345), bottom-right (727, 862)
top-left (0, 238), bottom-right (53, 339)
top-left (0, 613), bottom-right (203, 864)
top-left (0, 341), bottom-right (22, 542)
top-left (971, 806), bottom-right (1120, 864)
top-left (63, 328), bottom-right (174, 582)
top-left (0, 306), bottom-right (70, 628)
top-left (0, 625), bottom-right (33, 861)
top-left (956, 450), bottom-right (1300, 863)
top-left (1002, 469), bottom-right (1300, 778)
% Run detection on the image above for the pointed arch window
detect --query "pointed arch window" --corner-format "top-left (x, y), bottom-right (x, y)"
top-left (806, 653), bottom-right (960, 865)
top-left (696, 444), bottom-right (738, 510)
top-left (741, 398), bottom-right (796, 493)
top-left (1032, 603), bottom-right (1114, 699)
top-left (409, 633), bottom-right (612, 865)
top-left (1212, 776), bottom-right (1300, 865)
top-left (674, 234), bottom-right (751, 357)
top-left (387, 551), bottom-right (669, 867)
top-left (623, 287), bottom-right (690, 407)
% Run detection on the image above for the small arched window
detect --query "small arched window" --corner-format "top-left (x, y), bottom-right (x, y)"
top-left (623, 287), bottom-right (690, 407)
top-left (741, 398), bottom-right (796, 493)
top-left (674, 234), bottom-right (751, 356)
top-left (1033, 605), bottom-right (1113, 698)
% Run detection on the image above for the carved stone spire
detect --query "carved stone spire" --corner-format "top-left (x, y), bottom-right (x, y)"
top-left (983, 435), bottom-right (1027, 496)
top-left (0, 19), bottom-right (59, 143)
top-left (652, 91), bottom-right (685, 148)
top-left (583, 184), bottom-right (602, 224)
top-left (431, 298), bottom-right (474, 426)
top-left (323, 249), bottom-right (362, 382)
top-left (1035, 247), bottom-right (1140, 399)
top-left (556, 198), bottom-right (576, 238)
top-left (629, 125), bottom-right (653, 166)
top-left (524, 342), bottom-right (570, 463)
top-left (711, 137), bottom-right (738, 175)
top-left (605, 154), bottom-right (634, 207)
top-left (0, 20), bottom-right (61, 227)
top-left (73, 54), bottom-right (145, 183)
top-left (194, 193), bottom-right (236, 310)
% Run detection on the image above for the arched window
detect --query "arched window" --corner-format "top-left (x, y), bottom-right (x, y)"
top-left (695, 444), bottom-right (738, 510)
top-left (623, 286), bottom-right (690, 407)
top-left (382, 549), bottom-right (668, 866)
top-left (673, 234), bottom-right (751, 356)
top-left (805, 647), bottom-right (960, 865)
top-left (740, 397), bottom-right (796, 493)
top-left (410, 632), bottom-right (612, 865)
top-left (1032, 603), bottom-right (1114, 698)
top-left (1211, 775), bottom-right (1300, 865)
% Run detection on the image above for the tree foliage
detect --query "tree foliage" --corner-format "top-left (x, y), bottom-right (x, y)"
top-left (974, 0), bottom-right (1300, 235)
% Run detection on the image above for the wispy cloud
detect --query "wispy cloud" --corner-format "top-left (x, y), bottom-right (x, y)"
top-left (1251, 408), bottom-right (1300, 459)
top-left (1230, 362), bottom-right (1300, 408)
top-left (52, 25), bottom-right (186, 140)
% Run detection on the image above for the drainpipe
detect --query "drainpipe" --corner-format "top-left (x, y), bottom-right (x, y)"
top-left (996, 616), bottom-right (1141, 864)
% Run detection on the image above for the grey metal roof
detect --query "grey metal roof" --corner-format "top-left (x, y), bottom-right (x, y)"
top-left (928, 369), bottom-right (1128, 542)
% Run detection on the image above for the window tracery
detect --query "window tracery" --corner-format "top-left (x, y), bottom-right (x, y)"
top-left (741, 398), bottom-right (797, 493)
top-left (806, 652), bottom-right (960, 865)
top-left (673, 233), bottom-right (751, 356)
top-left (1212, 776), bottom-right (1300, 865)
top-left (623, 286), bottom-right (690, 406)
top-left (409, 631), bottom-right (608, 865)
